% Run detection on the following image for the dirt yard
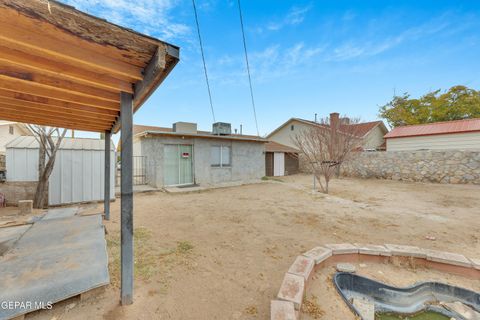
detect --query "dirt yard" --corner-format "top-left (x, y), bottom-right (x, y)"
top-left (27, 175), bottom-right (480, 320)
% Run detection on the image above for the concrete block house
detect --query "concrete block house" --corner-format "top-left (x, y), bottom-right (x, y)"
top-left (132, 122), bottom-right (266, 188)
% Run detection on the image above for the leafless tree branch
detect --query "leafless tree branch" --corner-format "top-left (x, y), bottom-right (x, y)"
top-left (293, 115), bottom-right (363, 193)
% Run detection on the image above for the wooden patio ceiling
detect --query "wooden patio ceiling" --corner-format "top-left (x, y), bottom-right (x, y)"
top-left (0, 0), bottom-right (179, 133)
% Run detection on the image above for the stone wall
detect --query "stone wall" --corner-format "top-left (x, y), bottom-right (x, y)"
top-left (341, 150), bottom-right (480, 184)
top-left (0, 153), bottom-right (5, 170)
top-left (0, 181), bottom-right (38, 206)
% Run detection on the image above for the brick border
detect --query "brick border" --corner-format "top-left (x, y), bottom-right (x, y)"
top-left (270, 243), bottom-right (480, 320)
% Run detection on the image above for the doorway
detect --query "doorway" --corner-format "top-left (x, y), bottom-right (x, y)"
top-left (164, 144), bottom-right (194, 186)
top-left (273, 152), bottom-right (285, 176)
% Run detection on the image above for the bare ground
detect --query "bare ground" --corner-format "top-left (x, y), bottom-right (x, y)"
top-left (23, 175), bottom-right (480, 319)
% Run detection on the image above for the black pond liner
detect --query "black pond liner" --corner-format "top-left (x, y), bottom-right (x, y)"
top-left (333, 272), bottom-right (480, 320)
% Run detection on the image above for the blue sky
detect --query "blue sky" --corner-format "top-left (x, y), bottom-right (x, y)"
top-left (61, 0), bottom-right (480, 138)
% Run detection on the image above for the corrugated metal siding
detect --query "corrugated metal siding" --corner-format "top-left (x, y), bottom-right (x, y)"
top-left (6, 147), bottom-right (38, 181)
top-left (6, 137), bottom-right (115, 205)
top-left (48, 149), bottom-right (114, 205)
top-left (387, 132), bottom-right (480, 151)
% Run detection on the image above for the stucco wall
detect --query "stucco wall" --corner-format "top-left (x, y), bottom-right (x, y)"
top-left (268, 120), bottom-right (312, 149)
top-left (364, 125), bottom-right (386, 150)
top-left (140, 136), bottom-right (265, 188)
top-left (0, 124), bottom-right (30, 152)
top-left (386, 132), bottom-right (480, 151)
top-left (341, 150), bottom-right (480, 184)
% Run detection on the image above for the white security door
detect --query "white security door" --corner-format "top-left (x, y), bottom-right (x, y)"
top-left (164, 144), bottom-right (194, 186)
top-left (273, 152), bottom-right (285, 176)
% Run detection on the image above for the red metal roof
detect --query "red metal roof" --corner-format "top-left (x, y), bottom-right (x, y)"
top-left (384, 118), bottom-right (480, 139)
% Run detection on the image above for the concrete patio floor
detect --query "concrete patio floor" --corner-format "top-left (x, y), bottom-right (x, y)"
top-left (0, 208), bottom-right (109, 320)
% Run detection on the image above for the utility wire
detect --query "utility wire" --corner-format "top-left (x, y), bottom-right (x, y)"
top-left (192, 0), bottom-right (216, 122)
top-left (237, 0), bottom-right (259, 136)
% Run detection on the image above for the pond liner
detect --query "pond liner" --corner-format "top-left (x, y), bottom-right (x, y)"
top-left (333, 272), bottom-right (480, 320)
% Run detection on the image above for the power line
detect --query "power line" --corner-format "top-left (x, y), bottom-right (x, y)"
top-left (237, 0), bottom-right (259, 136)
top-left (192, 0), bottom-right (216, 123)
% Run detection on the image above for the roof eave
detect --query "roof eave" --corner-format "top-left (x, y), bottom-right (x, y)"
top-left (141, 130), bottom-right (266, 143)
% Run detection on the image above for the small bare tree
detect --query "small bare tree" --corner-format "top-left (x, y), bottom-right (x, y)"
top-left (27, 125), bottom-right (67, 208)
top-left (293, 114), bottom-right (363, 194)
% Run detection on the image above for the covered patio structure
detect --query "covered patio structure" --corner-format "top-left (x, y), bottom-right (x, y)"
top-left (0, 0), bottom-right (179, 305)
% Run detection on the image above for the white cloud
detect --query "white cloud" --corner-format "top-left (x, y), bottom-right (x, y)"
top-left (204, 41), bottom-right (324, 85)
top-left (326, 15), bottom-right (454, 61)
top-left (257, 5), bottom-right (312, 33)
top-left (59, 0), bottom-right (190, 41)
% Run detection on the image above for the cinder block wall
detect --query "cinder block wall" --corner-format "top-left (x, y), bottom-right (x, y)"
top-left (0, 181), bottom-right (37, 206)
top-left (140, 136), bottom-right (265, 187)
top-left (341, 150), bottom-right (480, 184)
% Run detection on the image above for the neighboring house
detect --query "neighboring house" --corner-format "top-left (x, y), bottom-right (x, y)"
top-left (267, 116), bottom-right (389, 151)
top-left (384, 118), bottom-right (480, 151)
top-left (5, 136), bottom-right (115, 206)
top-left (0, 121), bottom-right (31, 153)
top-left (132, 122), bottom-right (266, 188)
top-left (265, 141), bottom-right (299, 177)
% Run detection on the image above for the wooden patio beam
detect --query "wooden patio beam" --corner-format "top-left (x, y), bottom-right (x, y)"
top-left (0, 45), bottom-right (133, 94)
top-left (133, 48), bottom-right (166, 108)
top-left (0, 89), bottom-right (119, 116)
top-left (0, 96), bottom-right (117, 120)
top-left (0, 104), bottom-right (115, 123)
top-left (0, 77), bottom-right (120, 110)
top-left (0, 113), bottom-right (108, 132)
top-left (0, 60), bottom-right (120, 102)
top-left (0, 107), bottom-right (113, 128)
top-left (0, 20), bottom-right (143, 81)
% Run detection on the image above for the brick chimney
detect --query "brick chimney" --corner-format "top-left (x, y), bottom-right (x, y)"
top-left (330, 113), bottom-right (339, 156)
top-left (330, 112), bottom-right (339, 130)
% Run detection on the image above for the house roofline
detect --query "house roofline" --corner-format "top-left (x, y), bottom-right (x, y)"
top-left (384, 129), bottom-right (480, 139)
top-left (267, 117), bottom-right (387, 138)
top-left (138, 131), bottom-right (267, 143)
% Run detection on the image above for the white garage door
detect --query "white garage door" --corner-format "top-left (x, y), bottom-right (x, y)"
top-left (273, 152), bottom-right (285, 176)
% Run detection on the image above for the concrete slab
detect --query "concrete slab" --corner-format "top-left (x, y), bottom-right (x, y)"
top-left (277, 273), bottom-right (305, 310)
top-left (426, 250), bottom-right (472, 268)
top-left (0, 225), bottom-right (31, 256)
top-left (270, 300), bottom-right (297, 320)
top-left (384, 244), bottom-right (427, 258)
top-left (287, 256), bottom-right (314, 280)
top-left (354, 243), bottom-right (392, 256)
top-left (42, 207), bottom-right (79, 220)
top-left (303, 246), bottom-right (332, 264)
top-left (324, 243), bottom-right (358, 255)
top-left (0, 214), bottom-right (109, 319)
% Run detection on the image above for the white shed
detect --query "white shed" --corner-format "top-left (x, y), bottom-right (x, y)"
top-left (6, 136), bottom-right (115, 205)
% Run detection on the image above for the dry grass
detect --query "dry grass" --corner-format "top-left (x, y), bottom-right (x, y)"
top-left (302, 295), bottom-right (325, 319)
top-left (106, 227), bottom-right (195, 288)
